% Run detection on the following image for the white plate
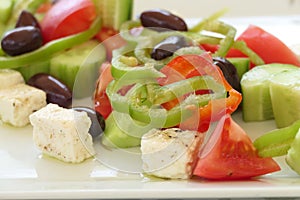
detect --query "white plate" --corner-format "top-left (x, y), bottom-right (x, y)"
top-left (1, 16), bottom-right (300, 199)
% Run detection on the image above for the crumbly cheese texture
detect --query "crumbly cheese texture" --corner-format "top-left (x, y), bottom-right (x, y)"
top-left (0, 69), bottom-right (24, 89)
top-left (141, 128), bottom-right (204, 179)
top-left (0, 84), bottom-right (47, 127)
top-left (29, 104), bottom-right (95, 163)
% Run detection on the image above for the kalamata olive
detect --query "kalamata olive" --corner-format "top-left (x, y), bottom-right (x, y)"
top-left (1, 26), bottom-right (43, 56)
top-left (72, 106), bottom-right (105, 139)
top-left (151, 35), bottom-right (190, 60)
top-left (213, 57), bottom-right (241, 92)
top-left (15, 10), bottom-right (41, 29)
top-left (140, 9), bottom-right (188, 32)
top-left (27, 73), bottom-right (72, 108)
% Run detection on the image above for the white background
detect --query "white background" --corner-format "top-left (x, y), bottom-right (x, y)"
top-left (133, 0), bottom-right (300, 18)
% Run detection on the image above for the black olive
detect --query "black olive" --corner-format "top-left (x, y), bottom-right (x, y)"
top-left (213, 57), bottom-right (241, 92)
top-left (72, 106), bottom-right (105, 139)
top-left (27, 73), bottom-right (72, 108)
top-left (15, 10), bottom-right (41, 29)
top-left (140, 9), bottom-right (188, 32)
top-left (151, 35), bottom-right (190, 60)
top-left (1, 26), bottom-right (43, 56)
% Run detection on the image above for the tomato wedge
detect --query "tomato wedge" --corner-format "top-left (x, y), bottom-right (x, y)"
top-left (202, 25), bottom-right (300, 68)
top-left (193, 114), bottom-right (280, 180)
top-left (40, 0), bottom-right (97, 43)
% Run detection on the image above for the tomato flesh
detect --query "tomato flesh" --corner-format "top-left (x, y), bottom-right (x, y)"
top-left (41, 0), bottom-right (97, 43)
top-left (193, 114), bottom-right (280, 180)
top-left (94, 62), bottom-right (114, 119)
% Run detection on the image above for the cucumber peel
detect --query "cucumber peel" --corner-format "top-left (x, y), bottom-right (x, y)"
top-left (227, 57), bottom-right (250, 79)
top-left (96, 0), bottom-right (133, 30)
top-left (102, 112), bottom-right (141, 148)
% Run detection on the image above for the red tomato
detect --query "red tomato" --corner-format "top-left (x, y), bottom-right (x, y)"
top-left (40, 0), bottom-right (97, 43)
top-left (202, 25), bottom-right (300, 68)
top-left (230, 25), bottom-right (300, 67)
top-left (95, 27), bottom-right (127, 61)
top-left (94, 62), bottom-right (114, 119)
top-left (193, 114), bottom-right (280, 180)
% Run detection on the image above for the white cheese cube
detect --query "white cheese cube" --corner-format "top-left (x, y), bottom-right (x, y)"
top-left (0, 69), bottom-right (24, 90)
top-left (141, 128), bottom-right (204, 179)
top-left (0, 84), bottom-right (46, 127)
top-left (29, 104), bottom-right (95, 163)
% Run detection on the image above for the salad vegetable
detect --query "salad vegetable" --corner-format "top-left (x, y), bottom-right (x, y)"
top-left (1, 0), bottom-right (300, 181)
top-left (194, 114), bottom-right (280, 180)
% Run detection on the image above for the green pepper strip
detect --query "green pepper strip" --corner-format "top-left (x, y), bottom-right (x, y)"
top-left (0, 16), bottom-right (102, 69)
top-left (111, 55), bottom-right (165, 81)
top-left (186, 33), bottom-right (265, 66)
top-left (110, 75), bottom-right (226, 128)
top-left (189, 8), bottom-right (229, 32)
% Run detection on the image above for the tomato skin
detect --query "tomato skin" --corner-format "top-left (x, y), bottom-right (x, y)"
top-left (40, 0), bottom-right (97, 43)
top-left (94, 62), bottom-right (114, 119)
top-left (202, 25), bottom-right (300, 68)
top-left (231, 25), bottom-right (300, 67)
top-left (193, 114), bottom-right (280, 180)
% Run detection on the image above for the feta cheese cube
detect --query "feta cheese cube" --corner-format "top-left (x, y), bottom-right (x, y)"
top-left (0, 69), bottom-right (24, 90)
top-left (0, 84), bottom-right (46, 127)
top-left (141, 128), bottom-right (204, 179)
top-left (29, 104), bottom-right (95, 163)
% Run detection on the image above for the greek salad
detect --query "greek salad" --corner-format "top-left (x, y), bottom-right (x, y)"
top-left (1, 0), bottom-right (300, 181)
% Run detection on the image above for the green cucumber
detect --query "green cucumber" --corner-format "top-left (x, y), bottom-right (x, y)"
top-left (16, 60), bottom-right (50, 82)
top-left (241, 64), bottom-right (298, 122)
top-left (96, 0), bottom-right (133, 30)
top-left (286, 128), bottom-right (300, 175)
top-left (102, 112), bottom-right (141, 148)
top-left (227, 57), bottom-right (250, 79)
top-left (254, 119), bottom-right (300, 157)
top-left (0, 0), bottom-right (14, 25)
top-left (269, 69), bottom-right (300, 128)
top-left (49, 40), bottom-right (106, 98)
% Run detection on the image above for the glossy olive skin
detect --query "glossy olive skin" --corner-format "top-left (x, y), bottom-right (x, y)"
top-left (1, 26), bottom-right (43, 56)
top-left (27, 73), bottom-right (72, 108)
top-left (140, 9), bottom-right (188, 32)
top-left (15, 10), bottom-right (41, 29)
top-left (72, 106), bottom-right (105, 139)
top-left (151, 35), bottom-right (189, 60)
top-left (213, 57), bottom-right (241, 92)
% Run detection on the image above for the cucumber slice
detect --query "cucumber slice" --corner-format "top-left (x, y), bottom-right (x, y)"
top-left (227, 57), bottom-right (250, 79)
top-left (97, 0), bottom-right (133, 30)
top-left (49, 40), bottom-right (106, 98)
top-left (241, 64), bottom-right (298, 122)
top-left (286, 128), bottom-right (300, 175)
top-left (269, 69), bottom-right (300, 128)
top-left (102, 112), bottom-right (141, 148)
top-left (0, 0), bottom-right (14, 25)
